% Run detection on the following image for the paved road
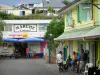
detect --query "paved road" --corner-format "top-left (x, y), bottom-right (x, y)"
top-left (0, 59), bottom-right (59, 75)
top-left (0, 59), bottom-right (79, 75)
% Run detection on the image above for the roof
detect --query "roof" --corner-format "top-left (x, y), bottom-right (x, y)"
top-left (0, 0), bottom-right (41, 6)
top-left (84, 25), bottom-right (100, 38)
top-left (3, 20), bottom-right (51, 24)
top-left (58, 0), bottom-right (85, 14)
top-left (0, 4), bottom-right (14, 9)
top-left (54, 27), bottom-right (93, 41)
top-left (42, 0), bottom-right (65, 8)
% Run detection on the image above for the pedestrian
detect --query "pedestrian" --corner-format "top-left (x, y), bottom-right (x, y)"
top-left (76, 52), bottom-right (81, 73)
top-left (56, 51), bottom-right (63, 68)
top-left (72, 51), bottom-right (77, 71)
top-left (67, 55), bottom-right (72, 69)
top-left (26, 47), bottom-right (29, 58)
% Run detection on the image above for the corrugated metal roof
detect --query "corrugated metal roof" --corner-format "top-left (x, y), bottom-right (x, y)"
top-left (84, 25), bottom-right (100, 37)
top-left (54, 28), bottom-right (93, 41)
top-left (58, 0), bottom-right (85, 14)
top-left (42, 0), bottom-right (65, 8)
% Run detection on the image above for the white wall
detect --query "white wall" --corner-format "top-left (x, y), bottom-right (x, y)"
top-left (28, 42), bottom-right (40, 53)
top-left (8, 9), bottom-right (32, 16)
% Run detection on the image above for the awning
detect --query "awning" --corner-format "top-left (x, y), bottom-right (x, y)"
top-left (54, 28), bottom-right (93, 41)
top-left (84, 25), bottom-right (100, 37)
top-left (19, 37), bottom-right (44, 42)
top-left (2, 38), bottom-right (19, 42)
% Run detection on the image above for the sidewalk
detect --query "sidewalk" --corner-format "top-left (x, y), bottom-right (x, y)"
top-left (37, 59), bottom-right (82, 75)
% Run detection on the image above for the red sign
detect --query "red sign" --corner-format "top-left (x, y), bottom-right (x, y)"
top-left (9, 34), bottom-right (22, 37)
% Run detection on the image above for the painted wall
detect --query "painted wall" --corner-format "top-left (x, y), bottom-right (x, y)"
top-left (94, 0), bottom-right (100, 26)
top-left (73, 40), bottom-right (78, 52)
top-left (40, 42), bottom-right (47, 53)
top-left (7, 9), bottom-right (32, 16)
top-left (65, 0), bottom-right (94, 32)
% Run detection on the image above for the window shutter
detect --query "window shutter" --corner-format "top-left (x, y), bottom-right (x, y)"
top-left (79, 4), bottom-right (87, 21)
top-left (66, 13), bottom-right (68, 26)
top-left (76, 6), bottom-right (80, 23)
top-left (20, 11), bottom-right (22, 16)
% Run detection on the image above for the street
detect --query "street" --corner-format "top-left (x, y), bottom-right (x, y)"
top-left (0, 59), bottom-right (57, 75)
top-left (0, 59), bottom-right (78, 75)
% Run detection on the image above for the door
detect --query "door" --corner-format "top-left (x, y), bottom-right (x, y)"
top-left (90, 41), bottom-right (95, 66)
top-left (68, 40), bottom-right (73, 58)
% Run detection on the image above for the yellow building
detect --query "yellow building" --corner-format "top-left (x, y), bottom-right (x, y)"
top-left (55, 0), bottom-right (100, 66)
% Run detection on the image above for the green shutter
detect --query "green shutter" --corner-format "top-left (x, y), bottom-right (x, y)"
top-left (79, 4), bottom-right (87, 21)
top-left (66, 13), bottom-right (68, 26)
top-left (69, 10), bottom-right (72, 19)
top-left (76, 6), bottom-right (80, 23)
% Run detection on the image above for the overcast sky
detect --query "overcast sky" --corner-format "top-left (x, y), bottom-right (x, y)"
top-left (0, 0), bottom-right (41, 6)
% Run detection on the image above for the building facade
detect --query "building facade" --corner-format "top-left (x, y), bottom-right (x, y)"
top-left (0, 0), bottom-right (65, 16)
top-left (1, 20), bottom-right (51, 57)
top-left (55, 0), bottom-right (100, 66)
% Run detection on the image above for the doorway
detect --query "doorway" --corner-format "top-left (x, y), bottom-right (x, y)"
top-left (14, 42), bottom-right (27, 58)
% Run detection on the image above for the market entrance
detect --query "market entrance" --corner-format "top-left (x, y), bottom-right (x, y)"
top-left (14, 42), bottom-right (27, 58)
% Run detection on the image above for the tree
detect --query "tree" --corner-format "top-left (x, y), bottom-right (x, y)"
top-left (0, 20), bottom-right (4, 31)
top-left (47, 6), bottom-right (54, 16)
top-left (0, 19), bottom-right (5, 44)
top-left (44, 17), bottom-right (64, 55)
top-left (62, 0), bottom-right (75, 5)
top-left (45, 17), bottom-right (64, 38)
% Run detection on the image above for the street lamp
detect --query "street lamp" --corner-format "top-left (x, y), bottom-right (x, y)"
top-left (48, 33), bottom-right (52, 64)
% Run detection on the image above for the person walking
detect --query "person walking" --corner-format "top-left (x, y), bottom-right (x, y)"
top-left (26, 47), bottom-right (29, 58)
top-left (76, 52), bottom-right (81, 73)
top-left (72, 51), bottom-right (77, 71)
top-left (56, 51), bottom-right (63, 71)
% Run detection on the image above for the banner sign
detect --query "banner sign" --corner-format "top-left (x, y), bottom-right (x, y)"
top-left (14, 25), bottom-right (37, 32)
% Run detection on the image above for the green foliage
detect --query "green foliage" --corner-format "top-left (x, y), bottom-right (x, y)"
top-left (35, 9), bottom-right (40, 14)
top-left (44, 17), bottom-right (64, 38)
top-left (47, 6), bottom-right (54, 13)
top-left (0, 20), bottom-right (5, 31)
top-left (44, 17), bottom-right (64, 54)
top-left (62, 0), bottom-right (70, 5)
top-left (0, 40), bottom-right (4, 45)
top-left (0, 11), bottom-right (57, 20)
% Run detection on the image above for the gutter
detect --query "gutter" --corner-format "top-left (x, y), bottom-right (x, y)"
top-left (59, 0), bottom-right (85, 15)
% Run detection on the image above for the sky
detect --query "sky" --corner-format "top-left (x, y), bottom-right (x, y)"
top-left (0, 0), bottom-right (41, 6)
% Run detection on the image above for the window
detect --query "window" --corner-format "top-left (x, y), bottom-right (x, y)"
top-left (83, 4), bottom-right (92, 20)
top-left (66, 11), bottom-right (73, 26)
top-left (4, 25), bottom-right (12, 31)
top-left (29, 4), bottom-right (34, 8)
top-left (38, 24), bottom-right (47, 32)
top-left (78, 3), bottom-right (92, 22)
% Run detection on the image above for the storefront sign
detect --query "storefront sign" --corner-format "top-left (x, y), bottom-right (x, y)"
top-left (8, 33), bottom-right (22, 38)
top-left (22, 32), bottom-right (28, 38)
top-left (14, 25), bottom-right (37, 32)
top-left (3, 32), bottom-right (45, 38)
